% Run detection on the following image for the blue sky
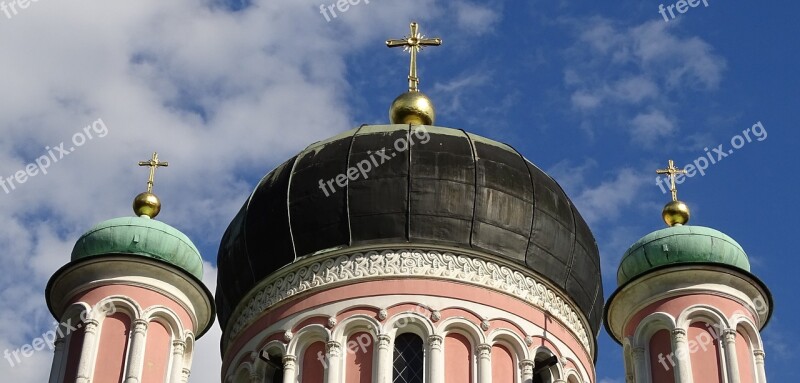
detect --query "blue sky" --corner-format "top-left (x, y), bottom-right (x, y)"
top-left (0, 0), bottom-right (796, 381)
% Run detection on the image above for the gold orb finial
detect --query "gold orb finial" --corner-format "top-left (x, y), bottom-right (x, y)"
top-left (656, 159), bottom-right (690, 226)
top-left (135, 152), bottom-right (169, 219)
top-left (133, 191), bottom-right (161, 218)
top-left (662, 200), bottom-right (690, 226)
top-left (390, 91), bottom-right (436, 125)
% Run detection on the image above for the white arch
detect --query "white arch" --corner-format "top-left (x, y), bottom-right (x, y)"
top-left (488, 328), bottom-right (530, 361)
top-left (731, 316), bottom-right (764, 351)
top-left (383, 311), bottom-right (435, 339)
top-left (331, 314), bottom-right (382, 341)
top-left (677, 304), bottom-right (731, 331)
top-left (530, 344), bottom-right (564, 380)
top-left (438, 317), bottom-right (486, 345)
top-left (287, 324), bottom-right (330, 356)
top-left (143, 305), bottom-right (187, 340)
top-left (93, 295), bottom-right (144, 321)
top-left (633, 311), bottom-right (677, 348)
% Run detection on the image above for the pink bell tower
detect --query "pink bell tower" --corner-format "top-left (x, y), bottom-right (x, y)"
top-left (605, 161), bottom-right (772, 383)
top-left (45, 153), bottom-right (215, 383)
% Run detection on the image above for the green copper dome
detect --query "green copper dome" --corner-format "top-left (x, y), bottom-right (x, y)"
top-left (617, 225), bottom-right (750, 285)
top-left (71, 216), bottom-right (204, 280)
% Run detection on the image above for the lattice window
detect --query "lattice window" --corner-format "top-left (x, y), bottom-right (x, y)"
top-left (392, 333), bottom-right (424, 383)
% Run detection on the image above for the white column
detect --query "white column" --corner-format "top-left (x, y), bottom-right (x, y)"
top-left (48, 336), bottom-right (67, 383)
top-left (722, 329), bottom-right (741, 383)
top-left (181, 367), bottom-right (191, 383)
top-left (519, 360), bottom-right (534, 383)
top-left (672, 328), bottom-right (694, 383)
top-left (753, 349), bottom-right (767, 383)
top-left (325, 341), bottom-right (342, 383)
top-left (376, 334), bottom-right (393, 383)
top-left (631, 347), bottom-right (648, 383)
top-left (477, 344), bottom-right (492, 383)
top-left (75, 319), bottom-right (100, 383)
top-left (170, 340), bottom-right (186, 383)
top-left (282, 355), bottom-right (297, 383)
top-left (124, 319), bottom-right (149, 383)
top-left (428, 335), bottom-right (444, 383)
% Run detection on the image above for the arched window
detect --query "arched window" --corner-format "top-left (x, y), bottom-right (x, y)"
top-left (392, 333), bottom-right (424, 383)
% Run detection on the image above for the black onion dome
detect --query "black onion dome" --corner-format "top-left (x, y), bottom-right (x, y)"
top-left (216, 125), bottom-right (603, 335)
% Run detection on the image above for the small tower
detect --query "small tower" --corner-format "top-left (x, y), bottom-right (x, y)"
top-left (45, 152), bottom-right (215, 383)
top-left (605, 160), bottom-right (772, 383)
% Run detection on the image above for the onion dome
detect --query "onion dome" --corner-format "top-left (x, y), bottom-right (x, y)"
top-left (616, 225), bottom-right (751, 285)
top-left (71, 216), bottom-right (204, 280)
top-left (216, 124), bottom-right (604, 335)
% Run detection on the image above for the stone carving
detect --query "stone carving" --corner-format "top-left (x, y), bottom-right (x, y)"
top-left (228, 249), bottom-right (591, 351)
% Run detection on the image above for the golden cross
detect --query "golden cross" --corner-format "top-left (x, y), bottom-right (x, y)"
top-left (656, 159), bottom-right (686, 202)
top-left (138, 152), bottom-right (168, 193)
top-left (386, 22), bottom-right (442, 92)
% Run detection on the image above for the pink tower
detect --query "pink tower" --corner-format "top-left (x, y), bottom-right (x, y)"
top-left (605, 162), bottom-right (772, 383)
top-left (45, 153), bottom-right (215, 383)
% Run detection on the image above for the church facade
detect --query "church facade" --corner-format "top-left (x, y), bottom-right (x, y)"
top-left (43, 23), bottom-right (771, 383)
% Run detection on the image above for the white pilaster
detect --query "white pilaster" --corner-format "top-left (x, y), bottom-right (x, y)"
top-left (753, 349), bottom-right (767, 383)
top-left (672, 328), bottom-right (693, 383)
top-left (123, 319), bottom-right (149, 383)
top-left (428, 335), bottom-right (444, 383)
top-left (170, 340), bottom-right (186, 383)
top-left (282, 355), bottom-right (297, 383)
top-left (519, 360), bottom-right (534, 383)
top-left (325, 341), bottom-right (342, 383)
top-left (722, 329), bottom-right (741, 383)
top-left (75, 319), bottom-right (100, 383)
top-left (477, 344), bottom-right (492, 383)
top-left (631, 346), bottom-right (647, 383)
top-left (376, 334), bottom-right (393, 383)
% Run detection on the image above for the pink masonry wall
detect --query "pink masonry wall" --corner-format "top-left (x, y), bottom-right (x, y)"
top-left (649, 329), bottom-right (675, 383)
top-left (142, 321), bottom-right (171, 382)
top-left (344, 332), bottom-right (373, 383)
top-left (688, 322), bottom-right (722, 383)
top-left (491, 344), bottom-right (515, 383)
top-left (62, 324), bottom-right (85, 382)
top-left (736, 329), bottom-right (756, 383)
top-left (301, 341), bottom-right (326, 383)
top-left (445, 333), bottom-right (472, 383)
top-left (93, 313), bottom-right (131, 382)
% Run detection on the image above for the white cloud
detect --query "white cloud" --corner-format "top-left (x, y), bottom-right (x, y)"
top-left (0, 0), bottom-right (462, 380)
top-left (451, 1), bottom-right (501, 35)
top-left (564, 18), bottom-right (726, 142)
top-left (631, 110), bottom-right (676, 146)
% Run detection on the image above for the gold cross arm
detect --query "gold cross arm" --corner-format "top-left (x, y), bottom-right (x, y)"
top-left (138, 152), bottom-right (168, 193)
top-left (656, 159), bottom-right (687, 201)
top-left (386, 22), bottom-right (442, 92)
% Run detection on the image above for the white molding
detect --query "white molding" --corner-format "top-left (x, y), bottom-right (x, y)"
top-left (226, 249), bottom-right (592, 353)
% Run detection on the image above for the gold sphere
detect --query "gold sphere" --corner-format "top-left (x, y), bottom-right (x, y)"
top-left (133, 192), bottom-right (161, 218)
top-left (662, 200), bottom-right (690, 226)
top-left (389, 91), bottom-right (435, 125)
